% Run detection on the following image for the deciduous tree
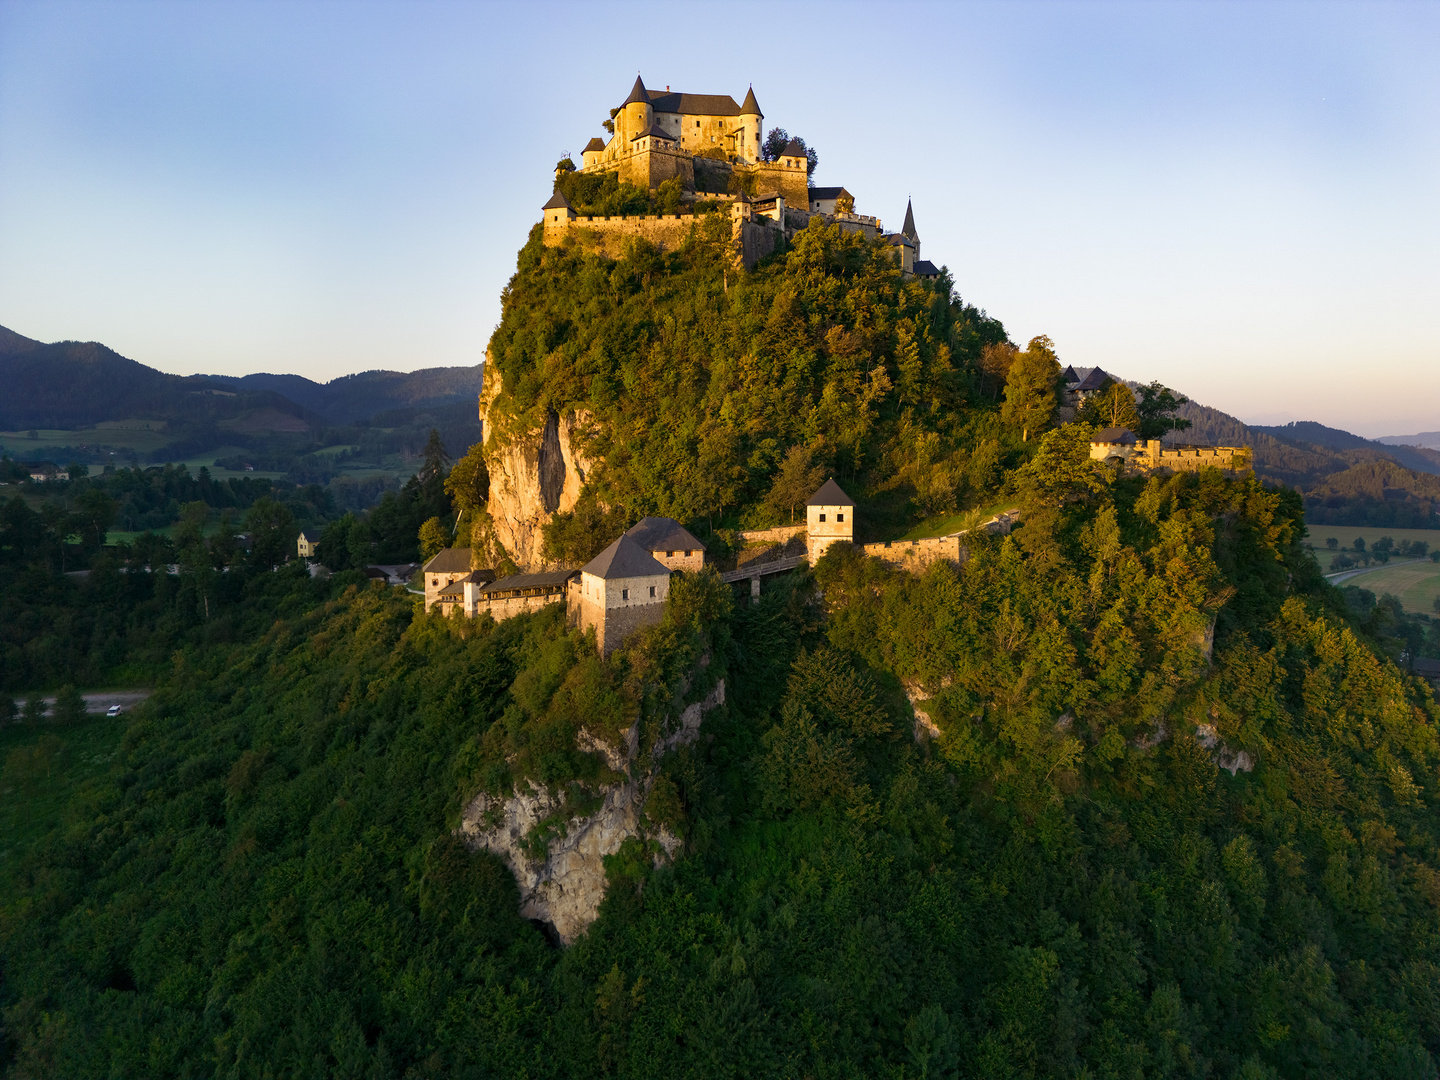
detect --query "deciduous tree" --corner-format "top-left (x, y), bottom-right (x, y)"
top-left (1000, 336), bottom-right (1061, 441)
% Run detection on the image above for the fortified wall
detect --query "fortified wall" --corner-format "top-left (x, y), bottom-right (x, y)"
top-left (543, 196), bottom-right (783, 269)
top-left (860, 535), bottom-right (967, 574)
top-left (1135, 443), bottom-right (1251, 473)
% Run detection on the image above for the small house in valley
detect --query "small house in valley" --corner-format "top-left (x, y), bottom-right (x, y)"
top-left (297, 530), bottom-right (320, 558)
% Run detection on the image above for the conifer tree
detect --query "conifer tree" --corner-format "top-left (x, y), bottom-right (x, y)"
top-left (1000, 336), bottom-right (1061, 441)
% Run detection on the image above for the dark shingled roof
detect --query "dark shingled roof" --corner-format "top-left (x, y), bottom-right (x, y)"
top-left (630, 121), bottom-right (676, 142)
top-left (583, 137), bottom-right (606, 152)
top-left (541, 191), bottom-right (572, 211)
top-left (780, 137), bottom-right (806, 159)
top-left (299, 530), bottom-right (320, 542)
top-left (477, 569), bottom-right (577, 594)
top-left (623, 74), bottom-right (649, 106)
top-left (1092, 427), bottom-right (1137, 445)
top-left (423, 547), bottom-right (472, 574)
top-left (625, 516), bottom-right (705, 554)
top-left (1074, 367), bottom-right (1112, 393)
top-left (913, 260), bottom-right (940, 278)
top-left (582, 534), bottom-right (669, 580)
top-left (645, 90), bottom-right (742, 116)
top-left (1060, 365), bottom-right (1079, 385)
top-left (806, 478), bottom-right (854, 507)
top-left (809, 186), bottom-right (850, 201)
top-left (739, 85), bottom-right (762, 116)
top-left (887, 233), bottom-right (915, 248)
top-left (902, 198), bottom-right (918, 241)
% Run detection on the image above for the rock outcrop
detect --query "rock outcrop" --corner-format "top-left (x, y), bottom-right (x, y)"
top-left (458, 679), bottom-right (725, 944)
top-left (478, 354), bottom-right (596, 570)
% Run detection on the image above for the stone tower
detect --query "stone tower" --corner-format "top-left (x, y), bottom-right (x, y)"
top-left (618, 74), bottom-right (653, 148)
top-left (901, 198), bottom-right (920, 260)
top-left (738, 85), bottom-right (763, 165)
top-left (805, 478), bottom-right (854, 564)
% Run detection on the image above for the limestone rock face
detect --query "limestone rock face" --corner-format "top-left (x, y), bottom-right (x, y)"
top-left (458, 679), bottom-right (725, 944)
top-left (478, 356), bottom-right (595, 570)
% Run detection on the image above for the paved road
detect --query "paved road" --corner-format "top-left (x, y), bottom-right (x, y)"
top-left (1325, 557), bottom-right (1428, 585)
top-left (24, 689), bottom-right (153, 717)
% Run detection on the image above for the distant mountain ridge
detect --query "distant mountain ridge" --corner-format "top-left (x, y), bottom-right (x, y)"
top-left (0, 323), bottom-right (483, 431)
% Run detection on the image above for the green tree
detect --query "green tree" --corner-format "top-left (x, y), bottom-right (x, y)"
top-left (75, 488), bottom-right (117, 550)
top-left (419, 428), bottom-right (450, 483)
top-left (765, 445), bottom-right (825, 524)
top-left (418, 516), bottom-right (450, 562)
top-left (1000, 336), bottom-right (1061, 441)
top-left (52, 684), bottom-right (86, 726)
top-left (317, 513), bottom-right (359, 571)
top-left (1135, 381), bottom-right (1192, 440)
top-left (0, 695), bottom-right (15, 727)
top-left (444, 443), bottom-right (490, 534)
top-left (23, 695), bottom-right (45, 724)
top-left (245, 497), bottom-right (295, 569)
top-left (1077, 381), bottom-right (1140, 432)
top-left (1325, 537), bottom-right (1338, 551)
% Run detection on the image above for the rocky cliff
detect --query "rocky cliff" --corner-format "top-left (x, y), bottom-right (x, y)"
top-left (478, 353), bottom-right (597, 570)
top-left (458, 679), bottom-right (725, 944)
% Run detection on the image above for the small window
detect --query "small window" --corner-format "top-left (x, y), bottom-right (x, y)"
top-left (837, 513), bottom-right (844, 522)
top-left (649, 585), bottom-right (656, 597)
top-left (622, 588), bottom-right (629, 600)
top-left (432, 578), bottom-right (438, 586)
top-left (695, 120), bottom-right (700, 127)
top-left (685, 549), bottom-right (692, 557)
top-left (818, 513), bottom-right (826, 522)
top-left (666, 550), bottom-right (674, 557)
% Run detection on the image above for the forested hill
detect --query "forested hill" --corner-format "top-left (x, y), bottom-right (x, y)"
top-left (1175, 400), bottom-right (1440, 527)
top-left (0, 323), bottom-right (483, 430)
top-left (5, 218), bottom-right (1440, 1077)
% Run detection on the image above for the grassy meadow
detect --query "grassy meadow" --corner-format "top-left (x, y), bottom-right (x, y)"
top-left (1333, 560), bottom-right (1440, 613)
top-left (1302, 521), bottom-right (1440, 553)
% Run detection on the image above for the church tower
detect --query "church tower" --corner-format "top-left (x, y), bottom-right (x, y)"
top-left (902, 198), bottom-right (920, 260)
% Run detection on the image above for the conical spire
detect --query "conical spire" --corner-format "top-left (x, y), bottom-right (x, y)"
top-left (622, 74), bottom-right (649, 106)
top-left (740, 84), bottom-right (762, 116)
top-left (902, 198), bottom-right (918, 242)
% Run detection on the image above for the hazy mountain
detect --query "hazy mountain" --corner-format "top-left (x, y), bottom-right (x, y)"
top-left (0, 324), bottom-right (482, 431)
top-left (1378, 430), bottom-right (1440, 451)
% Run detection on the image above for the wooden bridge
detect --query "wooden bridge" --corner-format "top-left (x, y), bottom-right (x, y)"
top-left (719, 554), bottom-right (808, 600)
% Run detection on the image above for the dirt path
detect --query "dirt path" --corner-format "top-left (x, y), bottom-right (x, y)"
top-left (22, 689), bottom-right (153, 717)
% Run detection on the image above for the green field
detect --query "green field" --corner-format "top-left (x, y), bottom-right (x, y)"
top-left (1303, 522), bottom-right (1440, 553)
top-left (900, 500), bottom-right (1020, 540)
top-left (1333, 560), bottom-right (1440, 613)
top-left (0, 714), bottom-right (124, 891)
top-left (0, 425), bottom-right (175, 457)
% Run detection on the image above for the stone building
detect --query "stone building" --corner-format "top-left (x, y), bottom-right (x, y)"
top-left (1088, 429), bottom-right (1251, 474)
top-left (1090, 427), bottom-right (1138, 462)
top-left (465, 569), bottom-right (575, 621)
top-left (423, 547), bottom-right (476, 612)
top-left (806, 478), bottom-right (854, 564)
top-left (624, 516), bottom-right (706, 571)
top-left (567, 533), bottom-right (673, 655)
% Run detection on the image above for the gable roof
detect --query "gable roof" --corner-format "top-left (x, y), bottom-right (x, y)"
top-left (739, 85), bottom-right (762, 116)
top-left (583, 137), bottom-right (606, 152)
top-left (902, 198), bottom-right (918, 241)
top-left (581, 533), bottom-right (669, 580)
top-left (625, 516), bottom-right (705, 553)
top-left (422, 547), bottom-right (472, 574)
top-left (623, 74), bottom-right (649, 107)
top-left (645, 90), bottom-right (742, 116)
top-left (780, 137), bottom-right (806, 159)
top-left (809, 186), bottom-right (851, 201)
top-left (1059, 365), bottom-right (1079, 385)
top-left (630, 121), bottom-right (676, 142)
top-left (806, 478), bottom-right (854, 506)
top-left (299, 530), bottom-right (321, 542)
top-left (541, 191), bottom-right (572, 211)
top-left (1092, 427), bottom-right (1137, 444)
top-left (477, 569), bottom-right (577, 594)
top-left (1073, 367), bottom-right (1111, 393)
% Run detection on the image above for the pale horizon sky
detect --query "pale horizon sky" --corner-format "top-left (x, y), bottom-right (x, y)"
top-left (1, 1), bottom-right (1436, 437)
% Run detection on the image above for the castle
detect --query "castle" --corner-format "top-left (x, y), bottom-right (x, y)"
top-left (543, 76), bottom-right (939, 276)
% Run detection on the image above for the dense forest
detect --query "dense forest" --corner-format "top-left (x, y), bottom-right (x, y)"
top-left (4, 214), bottom-right (1440, 1077)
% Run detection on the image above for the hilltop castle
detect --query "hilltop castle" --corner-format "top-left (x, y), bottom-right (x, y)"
top-left (544, 75), bottom-right (940, 276)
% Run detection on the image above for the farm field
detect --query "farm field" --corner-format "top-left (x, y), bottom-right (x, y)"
top-left (1302, 522), bottom-right (1440, 553)
top-left (1334, 561), bottom-right (1440, 614)
top-left (0, 425), bottom-right (175, 458)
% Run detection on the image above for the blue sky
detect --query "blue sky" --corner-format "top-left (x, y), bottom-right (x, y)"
top-left (1, 0), bottom-right (1436, 435)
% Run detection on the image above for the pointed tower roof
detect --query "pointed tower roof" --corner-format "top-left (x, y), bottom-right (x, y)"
top-left (780, 137), bottom-right (806, 159)
top-left (622, 74), bottom-right (649, 106)
top-left (541, 191), bottom-right (572, 211)
top-left (806, 478), bottom-right (854, 506)
top-left (740, 84), bottom-right (762, 116)
top-left (581, 533), bottom-right (668, 580)
top-left (902, 199), bottom-right (918, 242)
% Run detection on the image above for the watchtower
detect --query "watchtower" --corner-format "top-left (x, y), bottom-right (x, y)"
top-left (805, 478), bottom-right (854, 564)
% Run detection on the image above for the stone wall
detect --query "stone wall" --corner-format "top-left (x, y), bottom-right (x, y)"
top-left (544, 213), bottom-right (697, 259)
top-left (1141, 445), bottom-right (1251, 473)
top-left (739, 524), bottom-right (807, 544)
top-left (474, 592), bottom-right (565, 622)
top-left (747, 160), bottom-right (809, 205)
top-left (568, 583), bottom-right (667, 655)
top-left (861, 535), bottom-right (967, 573)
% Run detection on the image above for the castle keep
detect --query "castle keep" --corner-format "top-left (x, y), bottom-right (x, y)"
top-left (544, 76), bottom-right (938, 273)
